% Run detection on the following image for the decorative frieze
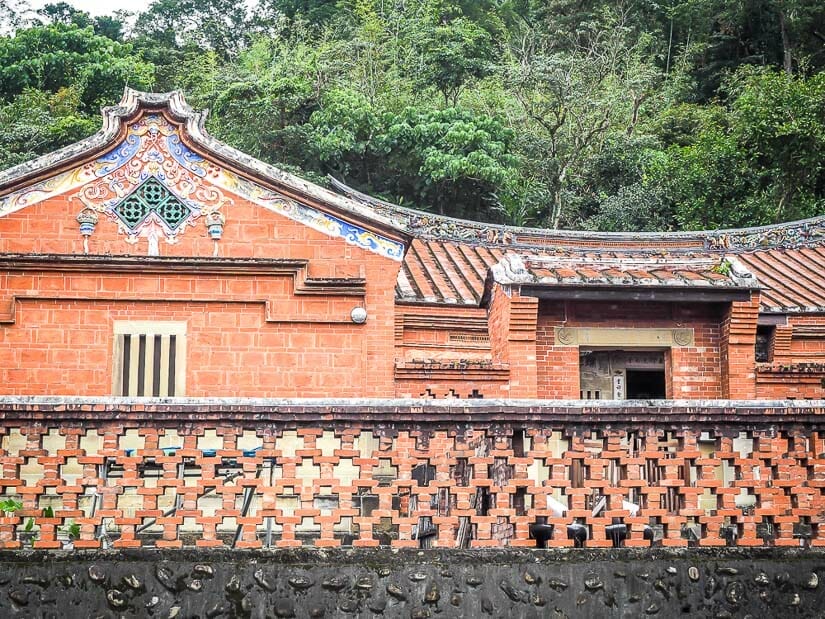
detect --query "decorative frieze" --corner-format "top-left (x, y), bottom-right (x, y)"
top-left (554, 327), bottom-right (695, 347)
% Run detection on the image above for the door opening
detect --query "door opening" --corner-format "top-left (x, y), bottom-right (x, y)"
top-left (625, 369), bottom-right (666, 399)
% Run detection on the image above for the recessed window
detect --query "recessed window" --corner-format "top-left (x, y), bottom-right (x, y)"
top-left (113, 321), bottom-right (186, 396)
top-left (755, 325), bottom-right (774, 363)
top-left (580, 351), bottom-right (666, 400)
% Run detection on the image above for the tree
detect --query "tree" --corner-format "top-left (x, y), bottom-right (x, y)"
top-left (36, 2), bottom-right (92, 28)
top-left (507, 12), bottom-right (661, 228)
top-left (0, 24), bottom-right (154, 112)
top-left (1, 0), bottom-right (822, 232)
top-left (134, 0), bottom-right (250, 59)
top-left (0, 87), bottom-right (98, 169)
top-left (374, 106), bottom-right (519, 220)
top-left (648, 67), bottom-right (825, 229)
top-left (728, 67), bottom-right (825, 222)
top-left (407, 16), bottom-right (496, 105)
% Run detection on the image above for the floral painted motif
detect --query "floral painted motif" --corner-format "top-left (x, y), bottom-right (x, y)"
top-left (0, 112), bottom-right (405, 260)
top-left (67, 115), bottom-right (225, 251)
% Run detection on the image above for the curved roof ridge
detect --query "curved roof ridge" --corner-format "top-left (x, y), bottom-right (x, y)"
top-left (2, 89), bottom-right (822, 256)
top-left (328, 176), bottom-right (825, 253)
top-left (0, 89), bottom-right (409, 242)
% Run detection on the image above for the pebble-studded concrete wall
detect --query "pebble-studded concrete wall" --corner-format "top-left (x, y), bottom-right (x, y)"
top-left (0, 548), bottom-right (823, 618)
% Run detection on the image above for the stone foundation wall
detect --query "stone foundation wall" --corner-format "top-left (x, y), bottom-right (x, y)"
top-left (0, 548), bottom-right (823, 618)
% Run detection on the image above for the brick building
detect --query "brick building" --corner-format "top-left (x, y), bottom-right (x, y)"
top-left (0, 90), bottom-right (823, 552)
top-left (0, 89), bottom-right (823, 401)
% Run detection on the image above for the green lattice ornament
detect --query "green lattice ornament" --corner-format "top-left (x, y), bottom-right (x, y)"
top-left (112, 177), bottom-right (193, 232)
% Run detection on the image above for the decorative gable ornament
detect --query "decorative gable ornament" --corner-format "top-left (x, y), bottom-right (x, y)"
top-left (68, 112), bottom-right (222, 255)
top-left (113, 177), bottom-right (194, 233)
top-left (0, 89), bottom-right (407, 260)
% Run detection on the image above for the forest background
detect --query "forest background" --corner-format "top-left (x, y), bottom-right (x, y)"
top-left (1, 0), bottom-right (824, 231)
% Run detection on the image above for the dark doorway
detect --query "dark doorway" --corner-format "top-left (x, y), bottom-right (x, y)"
top-left (626, 370), bottom-right (666, 399)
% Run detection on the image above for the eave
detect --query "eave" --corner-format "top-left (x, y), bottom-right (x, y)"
top-left (518, 284), bottom-right (755, 303)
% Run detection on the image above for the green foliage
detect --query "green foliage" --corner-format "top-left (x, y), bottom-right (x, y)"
top-left (648, 68), bottom-right (825, 228)
top-left (259, 0), bottom-right (343, 24)
top-left (0, 88), bottom-right (98, 170)
top-left (61, 520), bottom-right (81, 539)
top-left (308, 88), bottom-right (379, 170)
top-left (0, 0), bottom-right (824, 231)
top-left (729, 68), bottom-right (825, 222)
top-left (134, 0), bottom-right (250, 59)
top-left (0, 499), bottom-right (22, 514)
top-left (407, 16), bottom-right (495, 105)
top-left (36, 2), bottom-right (93, 28)
top-left (0, 24), bottom-right (154, 112)
top-left (376, 106), bottom-right (519, 218)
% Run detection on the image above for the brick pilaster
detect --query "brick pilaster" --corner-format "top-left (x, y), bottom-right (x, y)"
top-left (771, 324), bottom-right (793, 364)
top-left (488, 285), bottom-right (538, 398)
top-left (720, 291), bottom-right (760, 399)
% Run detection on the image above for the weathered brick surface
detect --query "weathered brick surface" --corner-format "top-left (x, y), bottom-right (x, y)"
top-left (721, 293), bottom-right (759, 399)
top-left (755, 314), bottom-right (825, 399)
top-left (536, 301), bottom-right (724, 399)
top-left (1, 399), bottom-right (823, 551)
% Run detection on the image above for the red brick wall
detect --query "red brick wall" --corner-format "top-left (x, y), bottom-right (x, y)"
top-left (394, 376), bottom-right (509, 399)
top-left (536, 301), bottom-right (725, 399)
top-left (0, 298), bottom-right (379, 397)
top-left (0, 401), bottom-right (821, 550)
top-left (755, 314), bottom-right (825, 399)
top-left (536, 303), bottom-right (579, 399)
top-left (787, 315), bottom-right (825, 361)
top-left (0, 189), bottom-right (401, 397)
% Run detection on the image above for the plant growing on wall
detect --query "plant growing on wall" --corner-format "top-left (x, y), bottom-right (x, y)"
top-left (0, 498), bottom-right (22, 514)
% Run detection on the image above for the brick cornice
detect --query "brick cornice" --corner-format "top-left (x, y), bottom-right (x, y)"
top-left (394, 360), bottom-right (509, 381)
top-left (0, 254), bottom-right (366, 324)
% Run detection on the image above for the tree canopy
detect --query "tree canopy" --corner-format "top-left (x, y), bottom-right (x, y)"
top-left (1, 0), bottom-right (823, 231)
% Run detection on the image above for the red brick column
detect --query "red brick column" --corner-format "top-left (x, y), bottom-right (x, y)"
top-left (720, 292), bottom-right (760, 399)
top-left (771, 324), bottom-right (793, 364)
top-left (488, 285), bottom-right (538, 398)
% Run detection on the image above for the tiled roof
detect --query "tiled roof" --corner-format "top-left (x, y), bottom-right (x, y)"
top-left (396, 237), bottom-right (825, 312)
top-left (331, 179), bottom-right (825, 313)
top-left (491, 252), bottom-right (755, 289)
top-left (397, 241), bottom-right (761, 306)
top-left (397, 239), bottom-right (504, 304)
top-left (739, 246), bottom-right (825, 312)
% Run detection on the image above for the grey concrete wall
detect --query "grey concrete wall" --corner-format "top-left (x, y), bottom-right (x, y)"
top-left (0, 548), bottom-right (823, 618)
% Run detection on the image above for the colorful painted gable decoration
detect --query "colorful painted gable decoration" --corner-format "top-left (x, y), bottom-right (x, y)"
top-left (0, 92), bottom-right (405, 260)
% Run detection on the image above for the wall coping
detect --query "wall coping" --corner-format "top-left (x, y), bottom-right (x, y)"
top-left (1, 396), bottom-right (825, 428)
top-left (1, 546), bottom-right (823, 564)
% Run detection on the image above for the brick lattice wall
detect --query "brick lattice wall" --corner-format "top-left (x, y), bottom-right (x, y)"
top-left (0, 399), bottom-right (823, 552)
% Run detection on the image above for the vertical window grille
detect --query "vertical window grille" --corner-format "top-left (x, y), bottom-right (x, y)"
top-left (113, 322), bottom-right (186, 396)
